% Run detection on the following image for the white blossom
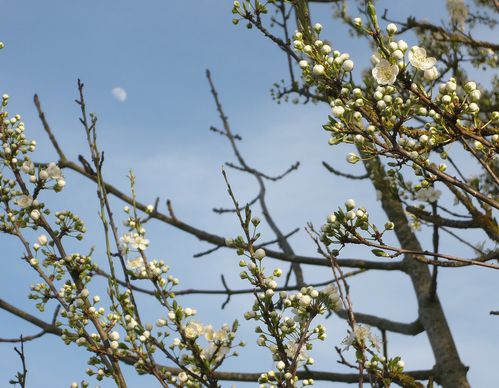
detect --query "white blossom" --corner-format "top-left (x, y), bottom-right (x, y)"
top-left (46, 162), bottom-right (62, 179)
top-left (415, 187), bottom-right (441, 203)
top-left (184, 321), bottom-right (204, 339)
top-left (372, 59), bottom-right (399, 85)
top-left (16, 195), bottom-right (33, 208)
top-left (127, 256), bottom-right (144, 270)
top-left (408, 46), bottom-right (436, 71)
top-left (177, 372), bottom-right (188, 383)
top-left (22, 160), bottom-right (34, 173)
top-left (342, 324), bottom-right (379, 350)
top-left (131, 235), bottom-right (149, 250)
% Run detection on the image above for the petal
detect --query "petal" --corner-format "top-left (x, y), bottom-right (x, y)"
top-left (421, 57), bottom-right (437, 70)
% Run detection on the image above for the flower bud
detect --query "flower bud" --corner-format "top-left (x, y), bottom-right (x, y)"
top-left (313, 23), bottom-right (323, 33)
top-left (345, 199), bottom-right (356, 209)
top-left (312, 64), bottom-right (325, 76)
top-left (254, 248), bottom-right (266, 260)
top-left (386, 23), bottom-right (398, 34)
top-left (342, 59), bottom-right (354, 72)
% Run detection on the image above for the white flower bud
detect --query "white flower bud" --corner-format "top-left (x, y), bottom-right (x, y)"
top-left (345, 199), bottom-right (356, 209)
top-left (397, 40), bottom-right (408, 51)
top-left (469, 103), bottom-right (479, 113)
top-left (342, 59), bottom-right (354, 72)
top-left (419, 134), bottom-right (429, 143)
top-left (254, 248), bottom-right (266, 260)
top-left (312, 64), bottom-right (325, 76)
top-left (30, 209), bottom-right (41, 221)
top-left (391, 49), bottom-right (403, 60)
top-left (109, 331), bottom-right (120, 341)
top-left (321, 44), bottom-right (332, 54)
top-left (385, 221), bottom-right (395, 230)
top-left (474, 140), bottom-right (484, 150)
top-left (37, 235), bottom-right (48, 246)
top-left (346, 153), bottom-right (360, 164)
top-left (346, 210), bottom-right (356, 220)
top-left (276, 361), bottom-right (285, 370)
top-left (39, 170), bottom-right (49, 180)
top-left (464, 81), bottom-right (476, 92)
top-left (354, 134), bottom-right (364, 143)
top-left (332, 106), bottom-right (345, 117)
top-left (424, 67), bottom-right (439, 81)
top-left (386, 23), bottom-right (398, 34)
top-left (446, 81), bottom-right (457, 92)
top-left (470, 89), bottom-right (481, 101)
top-left (441, 95), bottom-right (452, 103)
top-left (377, 100), bottom-right (387, 109)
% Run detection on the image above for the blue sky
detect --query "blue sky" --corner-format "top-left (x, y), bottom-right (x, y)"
top-left (0, 1), bottom-right (497, 387)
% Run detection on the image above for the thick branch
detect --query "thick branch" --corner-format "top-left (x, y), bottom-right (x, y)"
top-left (0, 298), bottom-right (62, 336)
top-left (336, 310), bottom-right (424, 336)
top-left (406, 206), bottom-right (480, 229)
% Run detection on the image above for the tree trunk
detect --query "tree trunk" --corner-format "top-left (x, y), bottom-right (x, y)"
top-left (365, 156), bottom-right (470, 388)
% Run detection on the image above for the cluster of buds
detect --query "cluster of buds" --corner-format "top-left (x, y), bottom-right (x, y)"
top-left (294, 27), bottom-right (354, 85)
top-left (363, 354), bottom-right (407, 385)
top-left (320, 199), bottom-right (395, 258)
top-left (231, 0), bottom-right (270, 27)
top-left (163, 305), bottom-right (242, 386)
top-left (227, 212), bottom-right (343, 387)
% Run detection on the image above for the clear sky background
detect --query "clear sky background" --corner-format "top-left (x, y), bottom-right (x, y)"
top-left (0, 1), bottom-right (497, 387)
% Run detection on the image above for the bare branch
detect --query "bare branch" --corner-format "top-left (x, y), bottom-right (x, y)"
top-left (323, 161), bottom-right (369, 180)
top-left (336, 310), bottom-right (424, 336)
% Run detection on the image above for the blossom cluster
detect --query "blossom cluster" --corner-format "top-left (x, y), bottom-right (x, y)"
top-left (319, 199), bottom-right (395, 259)
top-left (0, 84), bottom-right (242, 386)
top-left (302, 20), bottom-right (498, 206)
top-left (227, 215), bottom-right (342, 387)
